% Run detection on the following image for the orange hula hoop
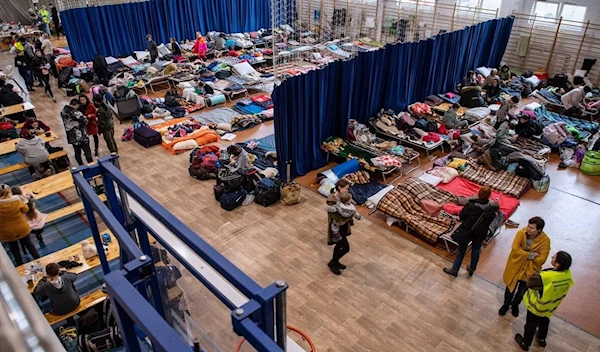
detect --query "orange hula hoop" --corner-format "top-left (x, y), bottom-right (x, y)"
top-left (233, 325), bottom-right (316, 352)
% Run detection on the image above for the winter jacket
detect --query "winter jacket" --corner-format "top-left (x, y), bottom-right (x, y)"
top-left (148, 40), bottom-right (158, 60)
top-left (92, 54), bottom-right (108, 72)
top-left (61, 105), bottom-right (89, 145)
top-left (96, 103), bottom-right (113, 131)
top-left (19, 119), bottom-right (50, 137)
top-left (33, 271), bottom-right (80, 315)
top-left (16, 136), bottom-right (49, 165)
top-left (0, 196), bottom-right (31, 242)
top-left (443, 109), bottom-right (461, 129)
top-left (80, 103), bottom-right (98, 135)
top-left (0, 85), bottom-right (24, 106)
top-left (31, 55), bottom-right (49, 76)
top-left (14, 55), bottom-right (31, 73)
top-left (456, 198), bottom-right (499, 243)
top-left (543, 122), bottom-right (571, 145)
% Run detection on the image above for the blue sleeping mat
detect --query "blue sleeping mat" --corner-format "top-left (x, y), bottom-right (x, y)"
top-left (437, 93), bottom-right (461, 104)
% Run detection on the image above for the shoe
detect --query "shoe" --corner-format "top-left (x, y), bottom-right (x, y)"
top-left (515, 334), bottom-right (529, 351)
top-left (443, 268), bottom-right (457, 277)
top-left (537, 336), bottom-right (546, 347)
top-left (328, 262), bottom-right (341, 275)
top-left (512, 305), bottom-right (519, 317)
top-left (467, 268), bottom-right (474, 277)
top-left (52, 97), bottom-right (56, 102)
top-left (498, 305), bottom-right (509, 316)
top-left (95, 150), bottom-right (99, 157)
top-left (505, 219), bottom-right (519, 228)
top-left (337, 262), bottom-right (347, 270)
top-left (38, 240), bottom-right (46, 249)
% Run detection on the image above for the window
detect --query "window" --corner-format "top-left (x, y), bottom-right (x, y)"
top-left (532, 1), bottom-right (559, 19)
top-left (481, 0), bottom-right (503, 9)
top-left (456, 0), bottom-right (502, 18)
top-left (561, 4), bottom-right (586, 23)
top-left (530, 2), bottom-right (587, 31)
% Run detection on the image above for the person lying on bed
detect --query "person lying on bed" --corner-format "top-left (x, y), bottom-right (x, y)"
top-left (325, 192), bottom-right (363, 243)
top-left (485, 78), bottom-right (502, 104)
top-left (443, 103), bottom-right (469, 129)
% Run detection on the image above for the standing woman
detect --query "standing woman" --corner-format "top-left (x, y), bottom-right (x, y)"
top-left (326, 179), bottom-right (353, 275)
top-left (79, 94), bottom-right (99, 156)
top-left (0, 184), bottom-right (40, 266)
top-left (31, 49), bottom-right (56, 102)
top-left (192, 32), bottom-right (207, 61)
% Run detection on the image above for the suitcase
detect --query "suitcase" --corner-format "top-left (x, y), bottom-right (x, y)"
top-left (134, 126), bottom-right (162, 148)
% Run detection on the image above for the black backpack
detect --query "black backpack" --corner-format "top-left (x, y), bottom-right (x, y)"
top-left (77, 308), bottom-right (105, 335)
top-left (164, 90), bottom-right (180, 107)
top-left (220, 189), bottom-right (247, 211)
top-left (189, 165), bottom-right (210, 180)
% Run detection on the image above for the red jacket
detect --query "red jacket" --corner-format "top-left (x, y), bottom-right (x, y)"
top-left (81, 103), bottom-right (98, 135)
top-left (19, 119), bottom-right (51, 138)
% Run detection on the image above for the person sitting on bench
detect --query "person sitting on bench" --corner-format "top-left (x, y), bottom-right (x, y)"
top-left (34, 262), bottom-right (80, 317)
top-left (16, 128), bottom-right (51, 178)
top-left (19, 117), bottom-right (50, 137)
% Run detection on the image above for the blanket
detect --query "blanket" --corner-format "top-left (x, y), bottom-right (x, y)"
top-left (535, 88), bottom-right (563, 106)
top-left (376, 178), bottom-right (457, 244)
top-left (459, 162), bottom-right (530, 198)
top-left (534, 106), bottom-right (598, 136)
top-left (192, 108), bottom-right (241, 125)
top-left (437, 177), bottom-right (520, 219)
top-left (152, 118), bottom-right (220, 154)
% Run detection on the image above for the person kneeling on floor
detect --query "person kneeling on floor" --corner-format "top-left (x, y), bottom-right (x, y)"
top-left (443, 186), bottom-right (498, 277)
top-left (34, 262), bottom-right (80, 317)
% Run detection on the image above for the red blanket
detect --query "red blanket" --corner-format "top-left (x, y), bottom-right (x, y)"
top-left (437, 177), bottom-right (519, 220)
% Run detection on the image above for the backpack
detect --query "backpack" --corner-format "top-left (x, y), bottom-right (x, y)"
top-left (77, 307), bottom-right (106, 335)
top-left (426, 120), bottom-right (438, 132)
top-left (281, 163), bottom-right (301, 205)
top-left (213, 184), bottom-right (224, 201)
top-left (78, 325), bottom-right (122, 352)
top-left (220, 189), bottom-right (247, 211)
top-left (220, 172), bottom-right (245, 193)
top-left (164, 90), bottom-right (180, 107)
top-left (255, 178), bottom-right (280, 207)
top-left (243, 169), bottom-right (262, 192)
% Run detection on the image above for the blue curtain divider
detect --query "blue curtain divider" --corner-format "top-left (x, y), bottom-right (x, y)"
top-left (61, 0), bottom-right (271, 62)
top-left (273, 17), bottom-right (514, 179)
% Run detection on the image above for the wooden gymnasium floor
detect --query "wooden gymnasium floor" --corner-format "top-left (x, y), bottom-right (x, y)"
top-left (2, 40), bottom-right (599, 351)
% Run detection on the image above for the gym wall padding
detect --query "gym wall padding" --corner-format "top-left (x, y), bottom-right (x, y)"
top-left (61, 0), bottom-right (271, 62)
top-left (273, 16), bottom-right (514, 179)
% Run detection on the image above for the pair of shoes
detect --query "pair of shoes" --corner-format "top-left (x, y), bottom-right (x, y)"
top-left (443, 268), bottom-right (457, 277)
top-left (536, 335), bottom-right (547, 347)
top-left (514, 334), bottom-right (529, 351)
top-left (512, 305), bottom-right (519, 317)
top-left (337, 262), bottom-right (347, 270)
top-left (328, 261), bottom-right (341, 275)
top-left (505, 219), bottom-right (519, 228)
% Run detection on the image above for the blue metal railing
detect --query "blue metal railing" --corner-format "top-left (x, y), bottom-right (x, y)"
top-left (71, 156), bottom-right (289, 352)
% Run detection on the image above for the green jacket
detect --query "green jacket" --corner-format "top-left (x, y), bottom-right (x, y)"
top-left (96, 104), bottom-right (113, 131)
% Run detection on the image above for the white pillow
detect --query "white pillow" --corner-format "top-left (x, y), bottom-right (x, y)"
top-left (134, 51), bottom-right (150, 61)
top-left (418, 173), bottom-right (443, 186)
top-left (464, 107), bottom-right (491, 121)
top-left (157, 43), bottom-right (171, 57)
top-left (121, 56), bottom-right (139, 66)
top-left (173, 139), bottom-right (198, 151)
top-left (366, 185), bottom-right (394, 206)
top-left (574, 69), bottom-right (587, 77)
top-left (524, 102), bottom-right (542, 111)
top-left (523, 75), bottom-right (540, 86)
top-left (233, 62), bottom-right (256, 76)
top-left (476, 66), bottom-right (492, 77)
top-left (105, 56), bottom-right (119, 65)
top-left (216, 122), bottom-right (232, 131)
top-left (318, 178), bottom-right (336, 197)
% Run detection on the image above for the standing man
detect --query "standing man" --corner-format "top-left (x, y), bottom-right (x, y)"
top-left (38, 5), bottom-right (52, 36)
top-left (50, 4), bottom-right (61, 38)
top-left (500, 217), bottom-right (551, 317)
top-left (146, 34), bottom-right (158, 63)
top-left (93, 95), bottom-right (118, 154)
top-left (515, 251), bottom-right (574, 351)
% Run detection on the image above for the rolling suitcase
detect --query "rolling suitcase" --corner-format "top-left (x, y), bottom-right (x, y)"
top-left (134, 125), bottom-right (162, 148)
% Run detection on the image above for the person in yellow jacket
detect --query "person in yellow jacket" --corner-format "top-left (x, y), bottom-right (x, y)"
top-left (38, 6), bottom-right (52, 36)
top-left (500, 217), bottom-right (550, 317)
top-left (0, 184), bottom-right (40, 266)
top-left (515, 251), bottom-right (573, 351)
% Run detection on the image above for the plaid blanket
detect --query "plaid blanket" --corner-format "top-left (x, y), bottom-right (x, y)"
top-left (343, 170), bottom-right (371, 185)
top-left (377, 178), bottom-right (457, 243)
top-left (502, 137), bottom-right (549, 159)
top-left (460, 163), bottom-right (530, 198)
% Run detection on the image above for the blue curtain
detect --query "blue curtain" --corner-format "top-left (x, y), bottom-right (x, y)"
top-left (274, 17), bottom-right (514, 179)
top-left (62, 0), bottom-right (271, 61)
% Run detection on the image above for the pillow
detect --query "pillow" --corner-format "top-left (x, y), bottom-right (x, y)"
top-left (523, 75), bottom-right (540, 86)
top-left (216, 122), bottom-right (232, 132)
top-left (318, 178), bottom-right (336, 197)
top-left (365, 185), bottom-right (394, 207)
top-left (421, 199), bottom-right (442, 215)
top-left (157, 43), bottom-right (171, 57)
top-left (476, 66), bottom-right (492, 77)
top-left (232, 62), bottom-right (256, 76)
top-left (178, 82), bottom-right (193, 89)
top-left (574, 69), bottom-right (587, 78)
top-left (105, 56), bottom-right (119, 65)
top-left (427, 166), bottom-right (459, 183)
top-left (173, 139), bottom-right (198, 151)
top-left (133, 51), bottom-right (150, 61)
top-left (418, 172), bottom-right (443, 186)
top-left (447, 158), bottom-right (468, 169)
top-left (121, 56), bottom-right (140, 66)
top-left (524, 102), bottom-right (542, 111)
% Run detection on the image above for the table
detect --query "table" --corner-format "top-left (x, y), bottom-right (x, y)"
top-left (0, 102), bottom-right (35, 118)
top-left (0, 130), bottom-right (59, 156)
top-left (20, 170), bottom-right (74, 200)
top-left (17, 232), bottom-right (120, 293)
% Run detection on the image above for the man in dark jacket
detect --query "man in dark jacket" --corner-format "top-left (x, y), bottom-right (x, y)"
top-left (444, 186), bottom-right (499, 277)
top-left (147, 34), bottom-right (158, 63)
top-left (93, 95), bottom-right (117, 153)
top-left (33, 262), bottom-right (80, 316)
top-left (51, 4), bottom-right (61, 38)
top-left (14, 50), bottom-right (34, 92)
top-left (514, 113), bottom-right (537, 139)
top-left (92, 54), bottom-right (109, 86)
top-left (61, 99), bottom-right (92, 165)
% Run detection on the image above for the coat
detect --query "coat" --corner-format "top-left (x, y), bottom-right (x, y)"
top-left (456, 198), bottom-right (499, 243)
top-left (326, 192), bottom-right (352, 245)
top-left (96, 103), bottom-right (113, 131)
top-left (61, 105), bottom-right (89, 145)
top-left (503, 228), bottom-right (551, 292)
top-left (16, 136), bottom-right (49, 165)
top-left (0, 85), bottom-right (24, 106)
top-left (80, 103), bottom-right (98, 135)
top-left (0, 196), bottom-right (31, 242)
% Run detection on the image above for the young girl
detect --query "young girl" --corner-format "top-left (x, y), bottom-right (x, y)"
top-left (192, 32), bottom-right (207, 60)
top-left (11, 186), bottom-right (47, 242)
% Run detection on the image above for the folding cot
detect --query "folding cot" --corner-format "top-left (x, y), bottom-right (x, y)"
top-left (369, 115), bottom-right (446, 157)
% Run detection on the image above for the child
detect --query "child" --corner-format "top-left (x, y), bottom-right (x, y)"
top-left (326, 192), bottom-right (363, 242)
top-left (11, 186), bottom-right (47, 242)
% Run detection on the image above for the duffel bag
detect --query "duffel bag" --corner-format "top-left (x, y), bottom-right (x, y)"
top-left (213, 184), bottom-right (224, 201)
top-left (580, 150), bottom-right (600, 176)
top-left (220, 172), bottom-right (245, 192)
top-left (281, 182), bottom-right (301, 205)
top-left (220, 189), bottom-right (247, 211)
top-left (255, 179), bottom-right (280, 207)
top-left (189, 165), bottom-right (210, 180)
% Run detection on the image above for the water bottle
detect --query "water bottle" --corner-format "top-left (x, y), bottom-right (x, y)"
top-left (37, 260), bottom-right (44, 274)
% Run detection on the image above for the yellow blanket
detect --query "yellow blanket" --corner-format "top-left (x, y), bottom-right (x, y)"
top-left (503, 228), bottom-right (551, 291)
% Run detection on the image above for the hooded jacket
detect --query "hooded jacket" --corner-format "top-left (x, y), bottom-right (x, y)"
top-left (61, 105), bottom-right (89, 145)
top-left (0, 85), bottom-right (24, 106)
top-left (16, 135), bottom-right (49, 165)
top-left (33, 271), bottom-right (80, 315)
top-left (0, 196), bottom-right (31, 242)
top-left (457, 198), bottom-right (499, 243)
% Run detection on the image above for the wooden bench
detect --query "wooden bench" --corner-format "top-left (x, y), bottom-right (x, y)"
top-left (20, 170), bottom-right (75, 200)
top-left (0, 131), bottom-right (59, 156)
top-left (46, 194), bottom-right (108, 223)
top-left (45, 289), bottom-right (107, 325)
top-left (0, 150), bottom-right (67, 177)
top-left (17, 231), bottom-right (120, 293)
